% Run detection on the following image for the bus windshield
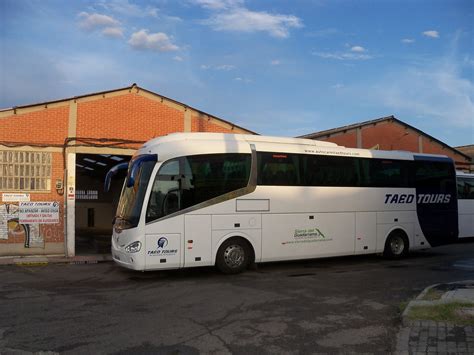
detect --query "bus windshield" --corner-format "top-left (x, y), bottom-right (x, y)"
top-left (115, 160), bottom-right (156, 229)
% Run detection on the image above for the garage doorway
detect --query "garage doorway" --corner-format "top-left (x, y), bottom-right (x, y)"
top-left (75, 154), bottom-right (130, 255)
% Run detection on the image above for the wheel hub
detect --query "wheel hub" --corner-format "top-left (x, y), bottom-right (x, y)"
top-left (390, 235), bottom-right (405, 255)
top-left (224, 245), bottom-right (245, 268)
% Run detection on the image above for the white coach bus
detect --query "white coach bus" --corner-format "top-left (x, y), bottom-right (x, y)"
top-left (106, 133), bottom-right (459, 273)
top-left (457, 171), bottom-right (474, 238)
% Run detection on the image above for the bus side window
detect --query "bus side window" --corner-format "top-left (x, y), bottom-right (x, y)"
top-left (304, 155), bottom-right (359, 187)
top-left (458, 178), bottom-right (474, 199)
top-left (257, 153), bottom-right (300, 186)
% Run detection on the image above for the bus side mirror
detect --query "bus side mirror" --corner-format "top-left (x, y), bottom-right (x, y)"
top-left (104, 162), bottom-right (129, 192)
top-left (126, 154), bottom-right (158, 188)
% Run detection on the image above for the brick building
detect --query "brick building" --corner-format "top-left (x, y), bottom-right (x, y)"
top-left (299, 116), bottom-right (471, 171)
top-left (0, 84), bottom-right (254, 257)
top-left (455, 145), bottom-right (474, 173)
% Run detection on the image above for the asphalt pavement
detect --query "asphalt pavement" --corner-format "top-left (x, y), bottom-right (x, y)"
top-left (1, 241), bottom-right (474, 354)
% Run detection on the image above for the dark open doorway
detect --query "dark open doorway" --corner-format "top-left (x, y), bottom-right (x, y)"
top-left (75, 153), bottom-right (130, 255)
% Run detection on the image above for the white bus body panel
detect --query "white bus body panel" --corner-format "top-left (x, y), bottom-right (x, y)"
top-left (261, 212), bottom-right (355, 262)
top-left (355, 212), bottom-right (377, 253)
top-left (458, 200), bottom-right (474, 238)
top-left (457, 172), bottom-right (474, 238)
top-left (144, 215), bottom-right (184, 270)
top-left (184, 215), bottom-right (212, 267)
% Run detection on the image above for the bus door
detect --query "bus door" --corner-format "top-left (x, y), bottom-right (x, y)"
top-left (414, 157), bottom-right (458, 246)
top-left (144, 159), bottom-right (184, 269)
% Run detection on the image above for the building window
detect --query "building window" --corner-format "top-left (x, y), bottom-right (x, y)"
top-left (0, 151), bottom-right (52, 191)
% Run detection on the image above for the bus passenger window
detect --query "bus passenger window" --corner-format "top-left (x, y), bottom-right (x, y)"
top-left (458, 178), bottom-right (474, 199)
top-left (146, 154), bottom-right (251, 222)
top-left (257, 153), bottom-right (301, 186)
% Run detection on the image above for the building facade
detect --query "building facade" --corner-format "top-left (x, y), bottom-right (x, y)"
top-left (299, 116), bottom-right (471, 171)
top-left (0, 84), bottom-right (254, 257)
top-left (455, 145), bottom-right (474, 173)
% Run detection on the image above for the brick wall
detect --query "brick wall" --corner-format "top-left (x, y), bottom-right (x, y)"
top-left (316, 121), bottom-right (469, 167)
top-left (360, 122), bottom-right (419, 152)
top-left (77, 93), bottom-right (184, 141)
top-left (0, 106), bottom-right (69, 145)
top-left (320, 131), bottom-right (357, 148)
top-left (192, 116), bottom-right (236, 133)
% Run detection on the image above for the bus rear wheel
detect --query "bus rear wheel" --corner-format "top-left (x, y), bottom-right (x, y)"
top-left (384, 230), bottom-right (409, 259)
top-left (216, 238), bottom-right (251, 274)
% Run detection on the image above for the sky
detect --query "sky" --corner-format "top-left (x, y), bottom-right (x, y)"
top-left (1, 0), bottom-right (473, 146)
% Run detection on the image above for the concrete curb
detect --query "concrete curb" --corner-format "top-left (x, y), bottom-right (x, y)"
top-left (401, 280), bottom-right (474, 326)
top-left (0, 254), bottom-right (113, 266)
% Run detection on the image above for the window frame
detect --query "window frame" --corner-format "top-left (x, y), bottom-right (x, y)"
top-left (145, 152), bottom-right (255, 224)
top-left (256, 152), bottom-right (414, 188)
top-left (0, 150), bottom-right (52, 192)
top-left (457, 177), bottom-right (474, 200)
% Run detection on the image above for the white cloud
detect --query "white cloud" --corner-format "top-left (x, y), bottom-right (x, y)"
top-left (331, 83), bottom-right (345, 89)
top-left (128, 29), bottom-right (179, 52)
top-left (463, 55), bottom-right (474, 67)
top-left (423, 30), bottom-right (439, 38)
top-left (78, 12), bottom-right (120, 30)
top-left (216, 64), bottom-right (235, 70)
top-left (199, 4), bottom-right (302, 38)
top-left (234, 77), bottom-right (252, 83)
top-left (270, 59), bottom-right (281, 65)
top-left (314, 51), bottom-right (373, 61)
top-left (102, 27), bottom-right (124, 38)
top-left (200, 64), bottom-right (236, 70)
top-left (97, 0), bottom-right (158, 17)
top-left (401, 38), bottom-right (415, 44)
top-left (174, 56), bottom-right (184, 62)
top-left (192, 0), bottom-right (243, 10)
top-left (350, 46), bottom-right (365, 52)
top-left (375, 59), bottom-right (473, 128)
top-left (77, 12), bottom-right (124, 38)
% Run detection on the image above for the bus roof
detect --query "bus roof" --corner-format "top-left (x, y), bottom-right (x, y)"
top-left (138, 132), bottom-right (452, 162)
top-left (142, 132), bottom-right (338, 149)
top-left (456, 171), bottom-right (474, 177)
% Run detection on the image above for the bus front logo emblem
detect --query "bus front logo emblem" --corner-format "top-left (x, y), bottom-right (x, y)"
top-left (157, 237), bottom-right (168, 249)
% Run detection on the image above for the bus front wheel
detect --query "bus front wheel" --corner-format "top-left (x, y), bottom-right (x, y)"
top-left (216, 238), bottom-right (251, 274)
top-left (384, 230), bottom-right (409, 259)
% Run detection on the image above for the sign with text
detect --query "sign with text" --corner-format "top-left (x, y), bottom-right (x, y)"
top-left (2, 193), bottom-right (31, 202)
top-left (19, 202), bottom-right (60, 224)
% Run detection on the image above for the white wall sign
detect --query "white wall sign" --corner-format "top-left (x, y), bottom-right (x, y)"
top-left (19, 202), bottom-right (60, 224)
top-left (2, 193), bottom-right (31, 202)
top-left (76, 190), bottom-right (98, 200)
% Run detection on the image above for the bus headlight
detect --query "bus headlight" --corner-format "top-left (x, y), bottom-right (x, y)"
top-left (125, 241), bottom-right (142, 253)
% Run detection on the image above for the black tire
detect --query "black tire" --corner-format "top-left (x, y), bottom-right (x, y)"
top-left (215, 238), bottom-right (251, 274)
top-left (383, 230), bottom-right (409, 259)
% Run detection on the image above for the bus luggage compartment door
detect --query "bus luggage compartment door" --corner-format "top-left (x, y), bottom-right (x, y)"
top-left (184, 215), bottom-right (212, 267)
top-left (145, 233), bottom-right (182, 269)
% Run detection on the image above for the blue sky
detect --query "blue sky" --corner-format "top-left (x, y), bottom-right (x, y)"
top-left (1, 0), bottom-right (473, 146)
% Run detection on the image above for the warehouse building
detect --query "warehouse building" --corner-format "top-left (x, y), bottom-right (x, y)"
top-left (455, 145), bottom-right (474, 173)
top-left (299, 116), bottom-right (471, 172)
top-left (0, 84), bottom-right (254, 257)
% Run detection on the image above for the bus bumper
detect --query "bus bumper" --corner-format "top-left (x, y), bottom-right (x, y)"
top-left (111, 243), bottom-right (145, 271)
